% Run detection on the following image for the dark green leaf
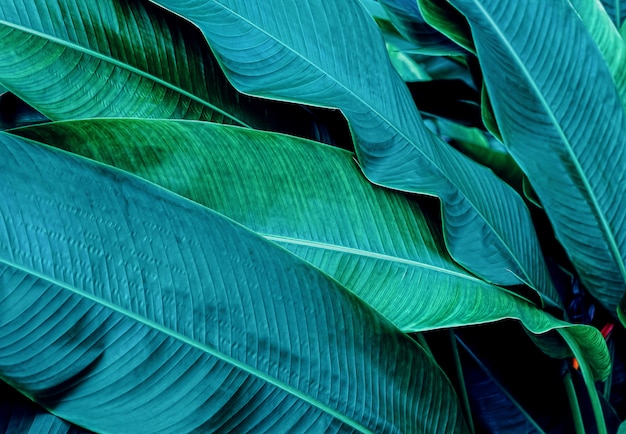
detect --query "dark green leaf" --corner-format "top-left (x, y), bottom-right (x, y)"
top-left (12, 118), bottom-right (611, 381)
top-left (416, 0), bottom-right (475, 53)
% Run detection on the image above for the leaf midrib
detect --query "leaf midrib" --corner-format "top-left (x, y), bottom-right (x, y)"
top-left (262, 233), bottom-right (489, 285)
top-left (0, 256), bottom-right (373, 434)
top-left (468, 0), bottom-right (626, 290)
top-left (0, 20), bottom-right (248, 127)
top-left (206, 0), bottom-right (534, 287)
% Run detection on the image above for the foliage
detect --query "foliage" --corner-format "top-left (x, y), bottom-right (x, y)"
top-left (0, 0), bottom-right (625, 432)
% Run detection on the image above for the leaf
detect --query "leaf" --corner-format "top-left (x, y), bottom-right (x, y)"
top-left (480, 83), bottom-right (503, 141)
top-left (378, 0), bottom-right (467, 55)
top-left (12, 118), bottom-right (611, 380)
top-left (599, 0), bottom-right (626, 27)
top-left (0, 131), bottom-right (468, 433)
top-left (0, 381), bottom-right (90, 433)
top-left (416, 0), bottom-right (475, 52)
top-left (569, 0), bottom-right (626, 110)
top-left (0, 0), bottom-right (346, 144)
top-left (361, 0), bottom-right (391, 21)
top-left (148, 0), bottom-right (557, 308)
top-left (449, 0), bottom-right (626, 316)
top-left (436, 119), bottom-right (524, 192)
top-left (385, 41), bottom-right (432, 82)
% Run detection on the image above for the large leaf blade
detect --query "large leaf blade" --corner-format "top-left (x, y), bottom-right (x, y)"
top-left (149, 0), bottom-right (557, 306)
top-left (12, 118), bottom-right (611, 380)
top-left (377, 0), bottom-right (467, 55)
top-left (0, 0), bottom-right (344, 144)
top-left (0, 132), bottom-right (467, 433)
top-left (449, 0), bottom-right (626, 315)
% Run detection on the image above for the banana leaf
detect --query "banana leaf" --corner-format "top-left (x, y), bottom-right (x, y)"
top-left (0, 0), bottom-right (347, 145)
top-left (600, 0), bottom-right (626, 27)
top-left (377, 0), bottom-right (467, 55)
top-left (449, 0), bottom-right (626, 319)
top-left (12, 118), bottom-right (611, 381)
top-left (0, 131), bottom-right (468, 433)
top-left (148, 0), bottom-right (557, 308)
top-left (569, 0), bottom-right (626, 110)
top-left (416, 0), bottom-right (474, 52)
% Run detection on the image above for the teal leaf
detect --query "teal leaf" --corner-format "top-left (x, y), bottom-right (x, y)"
top-left (570, 0), bottom-right (626, 110)
top-left (449, 0), bottom-right (626, 316)
top-left (416, 0), bottom-right (475, 53)
top-left (12, 118), bottom-right (611, 381)
top-left (599, 0), bottom-right (626, 27)
top-left (149, 0), bottom-right (557, 307)
top-left (0, 131), bottom-right (467, 433)
top-left (378, 0), bottom-right (467, 55)
top-left (0, 0), bottom-right (345, 144)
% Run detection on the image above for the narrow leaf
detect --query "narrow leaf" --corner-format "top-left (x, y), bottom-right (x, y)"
top-left (417, 0), bottom-right (475, 52)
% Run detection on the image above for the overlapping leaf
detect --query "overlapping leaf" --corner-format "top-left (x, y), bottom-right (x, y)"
top-left (570, 0), bottom-right (626, 109)
top-left (148, 0), bottom-right (557, 306)
top-left (448, 0), bottom-right (626, 317)
top-left (13, 118), bottom-right (611, 380)
top-left (600, 0), bottom-right (626, 27)
top-left (0, 132), bottom-right (468, 433)
top-left (416, 0), bottom-right (475, 52)
top-left (377, 0), bottom-right (467, 55)
top-left (0, 0), bottom-right (342, 143)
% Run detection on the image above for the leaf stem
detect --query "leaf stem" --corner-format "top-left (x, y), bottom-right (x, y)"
top-left (558, 330), bottom-right (607, 434)
top-left (562, 362), bottom-right (585, 434)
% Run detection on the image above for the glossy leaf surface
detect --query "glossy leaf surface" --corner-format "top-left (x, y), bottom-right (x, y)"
top-left (149, 0), bottom-right (557, 307)
top-left (0, 132), bottom-right (467, 433)
top-left (450, 0), bottom-right (626, 316)
top-left (13, 118), bottom-right (611, 380)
